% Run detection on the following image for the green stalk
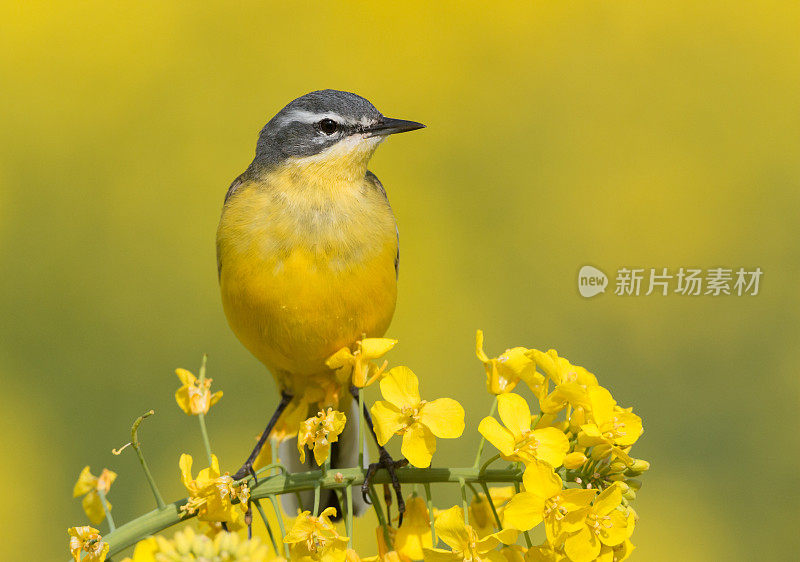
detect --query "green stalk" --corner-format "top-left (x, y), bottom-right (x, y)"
top-left (479, 481), bottom-right (503, 530)
top-left (358, 389), bottom-right (365, 468)
top-left (86, 466), bottom-right (523, 558)
top-left (473, 396), bottom-right (498, 469)
top-left (116, 410), bottom-right (165, 510)
top-left (368, 484), bottom-right (392, 551)
top-left (345, 483), bottom-right (354, 548)
top-left (458, 477), bottom-right (469, 525)
top-left (312, 483), bottom-right (321, 516)
top-left (423, 482), bottom-right (436, 545)
top-left (268, 494), bottom-right (289, 558)
top-left (196, 354), bottom-right (214, 466)
top-left (253, 499), bottom-right (278, 555)
top-left (97, 487), bottom-right (115, 532)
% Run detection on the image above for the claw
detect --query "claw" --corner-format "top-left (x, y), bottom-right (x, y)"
top-left (361, 448), bottom-right (409, 525)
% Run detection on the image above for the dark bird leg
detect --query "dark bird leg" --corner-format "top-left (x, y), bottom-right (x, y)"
top-left (233, 391), bottom-right (293, 481)
top-left (350, 385), bottom-right (409, 525)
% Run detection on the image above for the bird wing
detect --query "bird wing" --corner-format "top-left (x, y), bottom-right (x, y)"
top-left (365, 170), bottom-right (400, 278)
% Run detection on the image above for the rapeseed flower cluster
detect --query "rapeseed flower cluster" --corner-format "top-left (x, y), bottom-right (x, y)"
top-left (67, 332), bottom-right (646, 562)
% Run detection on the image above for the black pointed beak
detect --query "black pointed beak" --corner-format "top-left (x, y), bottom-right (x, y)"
top-left (365, 117), bottom-right (426, 137)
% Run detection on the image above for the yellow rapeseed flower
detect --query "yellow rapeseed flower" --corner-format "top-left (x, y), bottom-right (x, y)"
top-left (468, 486), bottom-right (515, 538)
top-left (284, 507), bottom-right (350, 562)
top-left (326, 337), bottom-right (397, 388)
top-left (422, 505), bottom-right (518, 561)
top-left (562, 484), bottom-right (635, 562)
top-left (475, 330), bottom-right (544, 396)
top-left (478, 393), bottom-right (570, 467)
top-left (530, 350), bottom-right (598, 415)
top-left (179, 454), bottom-right (249, 524)
top-left (174, 368), bottom-right (223, 415)
top-left (503, 459), bottom-right (596, 539)
top-left (120, 527), bottom-right (277, 562)
top-left (297, 408), bottom-right (347, 465)
top-left (73, 466), bottom-right (116, 524)
top-left (393, 495), bottom-right (433, 560)
top-left (370, 366), bottom-right (465, 468)
top-left (68, 526), bottom-right (109, 562)
top-left (525, 541), bottom-right (567, 562)
top-left (577, 387), bottom-right (643, 464)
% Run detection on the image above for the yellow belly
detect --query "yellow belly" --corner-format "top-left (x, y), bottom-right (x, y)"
top-left (217, 173), bottom-right (398, 389)
top-left (220, 245), bottom-right (397, 380)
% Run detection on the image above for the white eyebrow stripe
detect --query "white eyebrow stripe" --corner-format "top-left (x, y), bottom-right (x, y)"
top-left (275, 109), bottom-right (358, 127)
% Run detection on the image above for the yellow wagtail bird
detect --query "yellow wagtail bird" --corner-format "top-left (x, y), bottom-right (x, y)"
top-left (216, 90), bottom-right (424, 516)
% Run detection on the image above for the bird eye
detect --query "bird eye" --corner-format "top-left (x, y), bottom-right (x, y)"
top-left (318, 118), bottom-right (338, 135)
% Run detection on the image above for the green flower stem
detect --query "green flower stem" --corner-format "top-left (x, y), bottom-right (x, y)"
top-left (479, 453), bottom-right (502, 476)
top-left (423, 482), bottom-right (436, 545)
top-left (473, 396), bottom-right (498, 469)
top-left (358, 389), bottom-right (365, 468)
top-left (513, 481), bottom-right (532, 547)
top-left (479, 480), bottom-right (503, 531)
top-left (466, 481), bottom-right (482, 499)
top-left (268, 494), bottom-right (290, 558)
top-left (345, 483), bottom-right (354, 548)
top-left (253, 499), bottom-right (278, 555)
top-left (128, 410), bottom-right (166, 510)
top-left (368, 484), bottom-right (393, 551)
top-left (97, 487), bottom-right (115, 532)
top-left (312, 483), bottom-right (321, 516)
top-left (88, 466), bottom-right (523, 558)
top-left (196, 354), bottom-right (214, 466)
top-left (458, 477), bottom-right (469, 525)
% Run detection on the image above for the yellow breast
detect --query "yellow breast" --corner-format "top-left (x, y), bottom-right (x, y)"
top-left (216, 164), bottom-right (398, 386)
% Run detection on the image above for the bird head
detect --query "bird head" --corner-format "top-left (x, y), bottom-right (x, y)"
top-left (253, 90), bottom-right (424, 182)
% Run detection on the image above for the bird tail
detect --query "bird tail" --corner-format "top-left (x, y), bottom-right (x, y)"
top-left (279, 398), bottom-right (369, 519)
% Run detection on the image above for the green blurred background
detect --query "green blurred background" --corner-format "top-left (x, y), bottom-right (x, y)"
top-left (1, 1), bottom-right (798, 559)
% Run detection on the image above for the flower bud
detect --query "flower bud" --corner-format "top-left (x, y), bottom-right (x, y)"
top-left (607, 472), bottom-right (626, 481)
top-left (623, 487), bottom-right (637, 501)
top-left (591, 444), bottom-right (613, 460)
top-left (625, 478), bottom-right (642, 491)
top-left (563, 452), bottom-right (588, 469)
top-left (624, 459), bottom-right (650, 476)
top-left (609, 460), bottom-right (627, 473)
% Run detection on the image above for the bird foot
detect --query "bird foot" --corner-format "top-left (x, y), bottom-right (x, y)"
top-left (362, 447), bottom-right (409, 525)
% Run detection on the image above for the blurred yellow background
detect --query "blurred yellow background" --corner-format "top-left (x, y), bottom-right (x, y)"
top-left (1, 1), bottom-right (798, 559)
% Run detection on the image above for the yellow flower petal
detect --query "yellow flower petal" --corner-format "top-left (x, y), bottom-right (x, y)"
top-left (73, 466), bottom-right (97, 497)
top-left (401, 423), bottom-right (436, 468)
top-left (434, 506), bottom-right (470, 552)
top-left (175, 368), bottom-right (196, 386)
top-left (475, 330), bottom-right (490, 363)
top-left (522, 460), bottom-right (563, 500)
top-left (379, 366), bottom-right (421, 410)
top-left (530, 427), bottom-right (570, 467)
top-left (179, 454), bottom-right (194, 490)
top-left (174, 387), bottom-right (192, 415)
top-left (502, 492), bottom-right (544, 531)
top-left (420, 398), bottom-right (465, 438)
top-left (477, 417), bottom-right (515, 457)
top-left (370, 401), bottom-right (406, 446)
top-left (476, 528), bottom-right (519, 551)
top-left (394, 496), bottom-right (433, 560)
top-left (82, 492), bottom-right (108, 525)
top-left (565, 526), bottom-right (601, 562)
top-left (497, 393), bottom-right (531, 439)
top-left (593, 483), bottom-right (623, 515)
top-left (422, 549), bottom-right (463, 562)
top-left (360, 338), bottom-right (397, 359)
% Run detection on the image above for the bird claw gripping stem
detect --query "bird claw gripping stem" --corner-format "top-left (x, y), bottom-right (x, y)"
top-left (362, 447), bottom-right (409, 525)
